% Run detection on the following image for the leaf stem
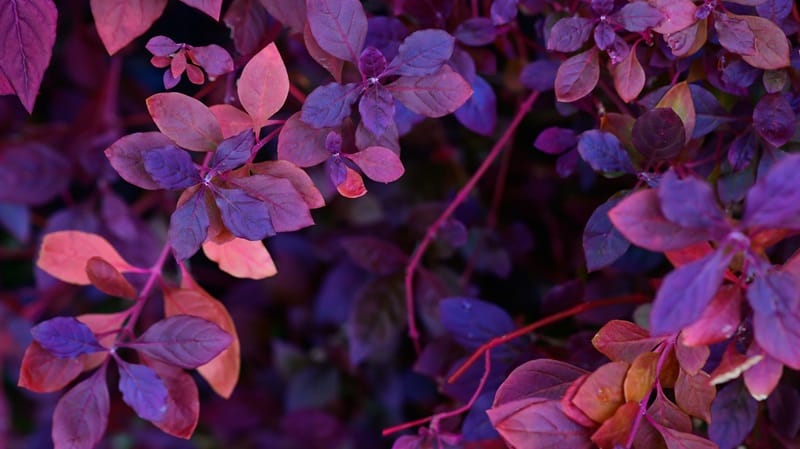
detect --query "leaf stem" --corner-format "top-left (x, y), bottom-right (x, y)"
top-left (115, 243), bottom-right (172, 343)
top-left (404, 90), bottom-right (540, 353)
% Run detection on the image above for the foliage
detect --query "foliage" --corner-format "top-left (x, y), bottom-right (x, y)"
top-left (2, 0), bottom-right (800, 448)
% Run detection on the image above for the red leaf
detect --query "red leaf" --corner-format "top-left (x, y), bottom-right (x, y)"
top-left (345, 146), bottom-right (405, 183)
top-left (611, 48), bottom-right (645, 103)
top-left (674, 369), bottom-right (714, 422)
top-left (649, 389), bottom-right (692, 433)
top-left (38, 231), bottom-right (136, 285)
top-left (554, 48), bottom-right (599, 103)
top-left (146, 92), bottom-right (223, 151)
top-left (675, 336), bottom-right (709, 374)
top-left (682, 285), bottom-right (742, 346)
top-left (143, 357), bottom-right (199, 439)
top-left (624, 351), bottom-right (658, 402)
top-left (665, 241), bottom-right (714, 267)
top-left (591, 401), bottom-right (638, 449)
top-left (494, 359), bottom-right (587, 406)
top-left (179, 0), bottom-right (222, 20)
top-left (572, 361), bottom-right (629, 422)
top-left (337, 165), bottom-right (367, 198)
top-left (487, 397), bottom-right (594, 449)
top-left (0, 0), bottom-right (57, 112)
top-left (164, 283), bottom-right (240, 398)
top-left (250, 160), bottom-right (325, 209)
top-left (18, 342), bottom-right (83, 393)
top-left (202, 237), bottom-right (277, 279)
top-left (386, 65), bottom-right (473, 118)
top-left (238, 42), bottom-right (289, 131)
top-left (52, 365), bottom-right (109, 449)
top-left (85, 256), bottom-right (137, 299)
top-left (306, 0), bottom-right (367, 63)
top-left (592, 319), bottom-right (662, 363)
top-left (90, 0), bottom-right (167, 55)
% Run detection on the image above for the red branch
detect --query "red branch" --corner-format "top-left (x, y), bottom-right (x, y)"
top-left (404, 90), bottom-right (541, 353)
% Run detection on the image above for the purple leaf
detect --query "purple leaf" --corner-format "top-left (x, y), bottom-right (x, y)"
top-left (616, 2), bottom-right (663, 32)
top-left (454, 74), bottom-right (497, 136)
top-left (260, 0), bottom-right (305, 34)
top-left (130, 315), bottom-right (234, 369)
top-left (145, 35), bottom-right (180, 56)
top-left (213, 186), bottom-right (275, 240)
top-left (211, 129), bottom-right (255, 172)
top-left (546, 17), bottom-right (593, 52)
top-left (439, 297), bottom-right (515, 351)
top-left (301, 82), bottom-right (362, 128)
top-left (577, 130), bottom-right (633, 174)
top-left (657, 170), bottom-right (727, 230)
top-left (609, 189), bottom-right (711, 251)
top-left (389, 29), bottom-right (455, 77)
top-left (231, 174), bottom-right (314, 232)
top-left (0, 143), bottom-right (70, 205)
top-left (306, 0), bottom-right (367, 63)
top-left (494, 359), bottom-right (587, 405)
top-left (345, 146), bottom-right (405, 183)
top-left (714, 13), bottom-right (756, 56)
top-left (728, 131), bottom-right (757, 171)
top-left (347, 277), bottom-right (406, 365)
top-left (117, 359), bottom-right (168, 422)
top-left (743, 153), bottom-right (800, 230)
top-left (747, 270), bottom-right (800, 369)
top-left (591, 0), bottom-right (614, 15)
top-left (709, 381), bottom-right (758, 449)
top-left (387, 65), bottom-right (472, 117)
top-left (358, 84), bottom-right (395, 136)
top-left (767, 383), bottom-right (800, 439)
top-left (455, 18), bottom-right (496, 46)
top-left (650, 249), bottom-right (733, 336)
top-left (0, 202), bottom-right (30, 242)
top-left (631, 108), bottom-right (686, 160)
top-left (691, 84), bottom-right (730, 139)
top-left (30, 317), bottom-right (106, 358)
top-left (583, 196), bottom-right (631, 272)
top-left (0, 0), bottom-right (57, 112)
top-left (277, 112), bottom-right (331, 167)
top-left (52, 365), bottom-right (109, 449)
top-left (168, 187), bottom-right (209, 260)
top-left (753, 93), bottom-right (795, 148)
top-left (340, 236), bottom-right (407, 275)
top-left (190, 44), bottom-right (234, 78)
top-left (365, 16), bottom-right (408, 61)
top-left (487, 398), bottom-right (594, 449)
top-left (358, 47), bottom-right (387, 78)
top-left (756, 0), bottom-right (792, 23)
top-left (593, 22), bottom-right (616, 51)
top-left (554, 48), bottom-right (600, 103)
top-left (142, 146), bottom-right (200, 190)
top-left (224, 0), bottom-right (274, 55)
top-left (490, 0), bottom-right (518, 25)
top-left (519, 59), bottom-right (560, 91)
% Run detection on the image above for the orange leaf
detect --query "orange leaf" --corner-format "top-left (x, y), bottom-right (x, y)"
top-left (572, 361), bottom-right (629, 422)
top-left (38, 231), bottom-right (136, 285)
top-left (624, 352), bottom-right (658, 402)
top-left (164, 284), bottom-right (240, 398)
top-left (337, 165), bottom-right (367, 198)
top-left (202, 237), bottom-right (277, 280)
top-left (209, 104), bottom-right (253, 139)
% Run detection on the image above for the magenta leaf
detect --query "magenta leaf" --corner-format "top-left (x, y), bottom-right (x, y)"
top-left (747, 270), bottom-right (800, 369)
top-left (657, 170), bottom-right (727, 230)
top-left (345, 146), bottom-right (404, 183)
top-left (554, 48), bottom-right (600, 103)
top-left (387, 65), bottom-right (472, 118)
top-left (190, 44), bottom-right (234, 78)
top-left (168, 188), bottom-right (209, 260)
top-left (616, 2), bottom-right (663, 32)
top-left (31, 317), bottom-right (106, 358)
top-left (210, 129), bottom-right (255, 172)
top-left (487, 397), bottom-right (594, 449)
top-left (277, 112), bottom-right (331, 167)
top-left (213, 187), bottom-right (275, 240)
top-left (455, 18), bottom-right (497, 46)
top-left (306, 0), bottom-right (367, 63)
top-left (743, 348), bottom-right (782, 401)
top-left (743, 153), bottom-right (800, 230)
top-left (609, 189), bottom-right (710, 251)
top-left (0, 143), bottom-right (70, 205)
top-left (583, 196), bottom-right (631, 272)
top-left (709, 381), bottom-right (758, 449)
top-left (52, 365), bottom-right (109, 449)
top-left (577, 130), bottom-right (634, 174)
top-left (0, 0), bottom-right (57, 112)
top-left (389, 29), bottom-right (455, 76)
top-left (129, 315), bottom-right (234, 369)
top-left (142, 146), bottom-right (200, 190)
top-left (494, 359), bottom-right (587, 405)
top-left (301, 82), bottom-right (362, 128)
top-left (439, 297), bottom-right (515, 351)
top-left (753, 93), bottom-right (795, 148)
top-left (650, 249), bottom-right (732, 336)
top-left (358, 84), bottom-right (395, 136)
top-left (231, 175), bottom-right (314, 232)
top-left (116, 359), bottom-right (168, 422)
top-left (145, 35), bottom-right (180, 56)
top-left (546, 17), bottom-right (594, 52)
top-left (358, 47), bottom-right (387, 78)
top-left (593, 22), bottom-right (616, 51)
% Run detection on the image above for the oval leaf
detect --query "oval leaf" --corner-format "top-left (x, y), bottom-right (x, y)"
top-left (238, 43), bottom-right (289, 130)
top-left (38, 231), bottom-right (135, 285)
top-left (130, 315), bottom-right (234, 369)
top-left (146, 92), bottom-right (223, 152)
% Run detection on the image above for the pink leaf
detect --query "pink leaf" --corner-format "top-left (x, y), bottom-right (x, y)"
top-left (38, 231), bottom-right (136, 285)
top-left (387, 65), bottom-right (473, 118)
top-left (487, 398), bottom-right (594, 449)
top-left (0, 0), bottom-right (57, 112)
top-left (179, 0), bottom-right (222, 20)
top-left (146, 92), bottom-right (223, 151)
top-left (345, 146), bottom-right (405, 183)
top-left (90, 0), bottom-right (167, 55)
top-left (743, 345), bottom-right (782, 401)
top-left (611, 47), bottom-right (645, 103)
top-left (202, 237), bottom-right (278, 280)
top-left (209, 104), bottom-right (254, 139)
top-left (237, 42), bottom-right (289, 130)
top-left (52, 365), bottom-right (109, 449)
top-left (494, 359), bottom-right (587, 406)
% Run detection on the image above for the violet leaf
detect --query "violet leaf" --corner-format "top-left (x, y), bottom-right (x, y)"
top-left (306, 0), bottom-right (367, 63)
top-left (389, 29), bottom-right (455, 76)
top-left (747, 270), bottom-right (800, 369)
top-left (30, 317), bottom-right (106, 358)
top-left (52, 365), bottom-right (109, 449)
top-left (129, 315), bottom-right (234, 369)
top-left (117, 359), bottom-right (168, 422)
top-left (301, 82), bottom-right (362, 128)
top-left (210, 129), bottom-right (255, 172)
top-left (168, 188), bottom-right (210, 260)
top-left (576, 130), bottom-right (634, 174)
top-left (583, 196), bottom-right (631, 272)
top-left (358, 84), bottom-right (395, 136)
top-left (142, 146), bottom-right (200, 190)
top-left (212, 186), bottom-right (275, 240)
